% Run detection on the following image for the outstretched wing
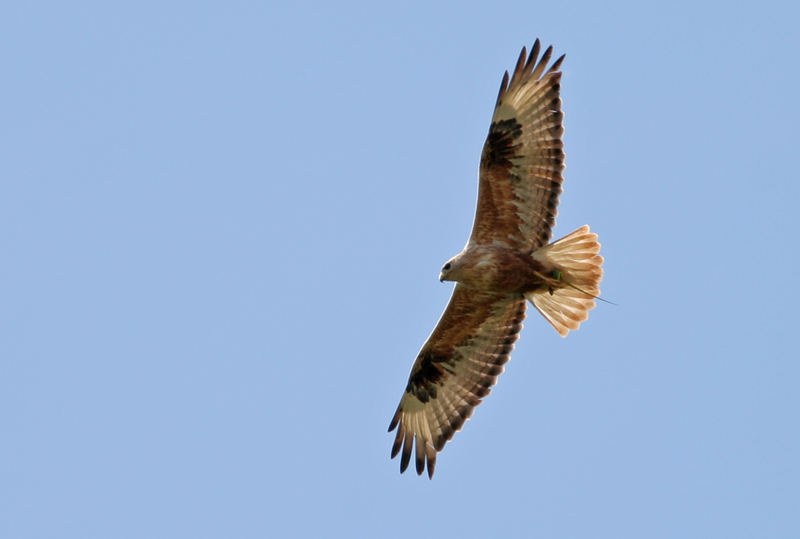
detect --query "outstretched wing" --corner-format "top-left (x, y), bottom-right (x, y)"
top-left (388, 285), bottom-right (526, 478)
top-left (470, 40), bottom-right (566, 252)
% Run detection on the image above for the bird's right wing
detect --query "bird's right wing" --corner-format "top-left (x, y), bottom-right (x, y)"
top-left (470, 40), bottom-right (566, 252)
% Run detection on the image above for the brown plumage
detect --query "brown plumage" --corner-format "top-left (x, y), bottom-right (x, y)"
top-left (389, 41), bottom-right (604, 478)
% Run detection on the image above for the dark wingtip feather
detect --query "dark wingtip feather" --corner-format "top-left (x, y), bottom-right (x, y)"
top-left (388, 409), bottom-right (400, 432)
top-left (390, 427), bottom-right (403, 458)
top-left (549, 53), bottom-right (566, 74)
top-left (414, 434), bottom-right (426, 475)
top-left (514, 46), bottom-right (527, 77)
top-left (530, 39), bottom-right (541, 65)
top-left (400, 431), bottom-right (413, 472)
top-left (531, 45), bottom-right (554, 79)
top-left (495, 71), bottom-right (510, 106)
top-left (426, 444), bottom-right (437, 479)
top-left (524, 40), bottom-right (540, 72)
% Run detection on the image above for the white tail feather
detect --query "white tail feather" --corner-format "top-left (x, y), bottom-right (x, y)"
top-left (525, 225), bottom-right (603, 337)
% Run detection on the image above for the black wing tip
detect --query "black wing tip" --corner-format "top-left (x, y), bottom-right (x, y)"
top-left (551, 53), bottom-right (566, 73)
top-left (501, 39), bottom-right (565, 100)
top-left (387, 410), bottom-right (400, 432)
top-left (390, 435), bottom-right (402, 459)
top-left (396, 461), bottom-right (436, 479)
top-left (397, 452), bottom-right (437, 479)
top-left (495, 70), bottom-right (510, 107)
top-left (389, 420), bottom-right (439, 478)
top-left (400, 439), bottom-right (412, 472)
top-left (514, 46), bottom-right (527, 76)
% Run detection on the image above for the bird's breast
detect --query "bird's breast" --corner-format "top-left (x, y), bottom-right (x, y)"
top-left (457, 246), bottom-right (547, 293)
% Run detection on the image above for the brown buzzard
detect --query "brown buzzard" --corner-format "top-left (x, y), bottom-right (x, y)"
top-left (389, 40), bottom-right (604, 478)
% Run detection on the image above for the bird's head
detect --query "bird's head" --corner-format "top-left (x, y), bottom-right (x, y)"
top-left (439, 253), bottom-right (464, 282)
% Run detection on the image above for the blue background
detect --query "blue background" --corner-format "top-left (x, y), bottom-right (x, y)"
top-left (3, 2), bottom-right (798, 537)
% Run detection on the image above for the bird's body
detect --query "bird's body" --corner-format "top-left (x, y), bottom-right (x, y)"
top-left (389, 40), bottom-right (604, 478)
top-left (440, 245), bottom-right (550, 294)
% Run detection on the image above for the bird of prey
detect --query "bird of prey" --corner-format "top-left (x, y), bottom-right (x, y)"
top-left (388, 40), bottom-right (604, 478)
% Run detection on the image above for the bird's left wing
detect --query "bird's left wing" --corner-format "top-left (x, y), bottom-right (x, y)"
top-left (388, 285), bottom-right (526, 478)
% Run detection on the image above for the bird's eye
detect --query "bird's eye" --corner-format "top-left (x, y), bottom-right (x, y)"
top-left (443, 263), bottom-right (451, 271)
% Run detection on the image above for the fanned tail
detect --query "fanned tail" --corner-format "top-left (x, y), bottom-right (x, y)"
top-left (525, 225), bottom-right (603, 337)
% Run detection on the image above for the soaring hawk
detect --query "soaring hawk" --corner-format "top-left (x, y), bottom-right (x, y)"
top-left (389, 40), bottom-right (604, 478)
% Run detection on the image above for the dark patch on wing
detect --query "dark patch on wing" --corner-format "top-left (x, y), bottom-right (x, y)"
top-left (481, 118), bottom-right (523, 170)
top-left (405, 350), bottom-right (455, 403)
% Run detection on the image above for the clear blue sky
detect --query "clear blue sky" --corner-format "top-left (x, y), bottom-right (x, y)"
top-left (3, 2), bottom-right (799, 537)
